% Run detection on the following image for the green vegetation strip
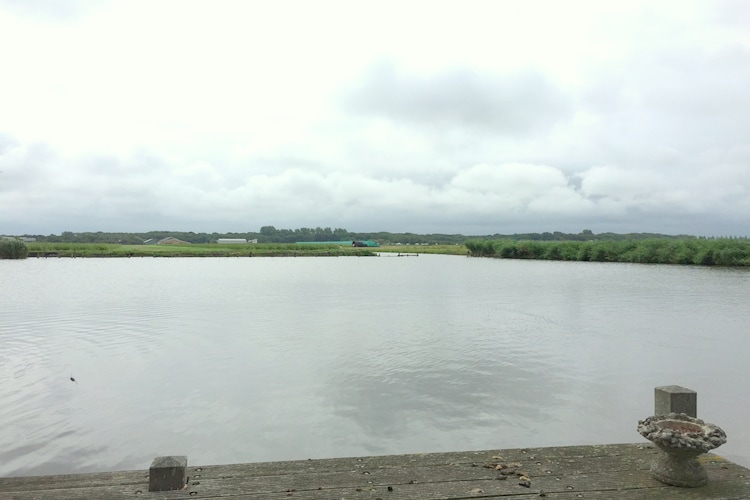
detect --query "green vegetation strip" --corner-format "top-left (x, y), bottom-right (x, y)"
top-left (0, 240), bottom-right (29, 259)
top-left (24, 243), bottom-right (377, 258)
top-left (378, 244), bottom-right (468, 255)
top-left (465, 238), bottom-right (750, 266)
top-left (10, 239), bottom-right (750, 266)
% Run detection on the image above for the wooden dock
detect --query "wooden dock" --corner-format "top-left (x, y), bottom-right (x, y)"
top-left (1, 443), bottom-right (749, 499)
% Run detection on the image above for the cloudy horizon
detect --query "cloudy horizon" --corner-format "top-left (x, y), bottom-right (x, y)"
top-left (1, 0), bottom-right (749, 237)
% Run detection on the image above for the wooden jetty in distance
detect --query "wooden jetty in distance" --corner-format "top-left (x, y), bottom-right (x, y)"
top-left (2, 387), bottom-right (749, 499)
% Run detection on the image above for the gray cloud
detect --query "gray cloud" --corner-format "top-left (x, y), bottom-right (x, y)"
top-left (0, 133), bottom-right (18, 154)
top-left (584, 46), bottom-right (750, 157)
top-left (342, 63), bottom-right (572, 136)
top-left (716, 0), bottom-right (750, 28)
top-left (1, 132), bottom-right (747, 236)
top-left (1, 1), bottom-right (749, 237)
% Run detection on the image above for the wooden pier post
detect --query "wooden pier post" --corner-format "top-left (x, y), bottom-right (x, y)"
top-left (654, 385), bottom-right (697, 417)
top-left (149, 455), bottom-right (187, 492)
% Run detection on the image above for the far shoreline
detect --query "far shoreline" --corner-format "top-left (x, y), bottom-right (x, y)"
top-left (5, 240), bottom-right (749, 266)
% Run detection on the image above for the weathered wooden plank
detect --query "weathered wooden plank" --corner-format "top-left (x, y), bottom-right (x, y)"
top-left (249, 478), bottom-right (750, 500)
top-left (180, 443), bottom-right (658, 479)
top-left (0, 450), bottom-right (656, 493)
top-left (114, 456), bottom-right (748, 499)
top-left (182, 463), bottom-right (749, 499)
top-left (0, 469), bottom-right (147, 492)
top-left (1, 444), bottom-right (748, 499)
top-left (172, 445), bottom-right (713, 493)
top-left (6, 474), bottom-right (750, 500)
top-left (23, 462), bottom-right (729, 500)
top-left (0, 484), bottom-right (151, 500)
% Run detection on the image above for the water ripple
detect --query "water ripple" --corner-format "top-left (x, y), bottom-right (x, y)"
top-left (1, 256), bottom-right (749, 476)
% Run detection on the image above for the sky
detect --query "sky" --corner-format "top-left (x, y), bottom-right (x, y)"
top-left (1, 0), bottom-right (749, 236)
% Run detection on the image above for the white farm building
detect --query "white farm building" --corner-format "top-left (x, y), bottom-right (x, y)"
top-left (217, 238), bottom-right (250, 244)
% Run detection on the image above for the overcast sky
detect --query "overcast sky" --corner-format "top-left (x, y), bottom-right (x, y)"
top-left (1, 0), bottom-right (748, 236)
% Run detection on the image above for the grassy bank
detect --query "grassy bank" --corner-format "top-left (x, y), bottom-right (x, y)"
top-left (377, 244), bottom-right (468, 255)
top-left (465, 238), bottom-right (750, 266)
top-left (20, 239), bottom-right (750, 266)
top-left (25, 242), bottom-right (377, 258)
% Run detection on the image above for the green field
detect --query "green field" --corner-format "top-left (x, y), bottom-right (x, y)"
top-left (24, 242), bottom-right (377, 258)
top-left (20, 242), bottom-right (469, 258)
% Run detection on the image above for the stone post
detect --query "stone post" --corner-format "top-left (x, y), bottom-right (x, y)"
top-left (149, 455), bottom-right (187, 492)
top-left (654, 385), bottom-right (697, 417)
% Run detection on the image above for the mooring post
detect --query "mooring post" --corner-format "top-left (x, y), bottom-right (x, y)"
top-left (654, 385), bottom-right (697, 417)
top-left (149, 455), bottom-right (187, 492)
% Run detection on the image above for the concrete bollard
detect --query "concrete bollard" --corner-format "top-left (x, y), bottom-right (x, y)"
top-left (149, 455), bottom-right (187, 492)
top-left (654, 385), bottom-right (697, 417)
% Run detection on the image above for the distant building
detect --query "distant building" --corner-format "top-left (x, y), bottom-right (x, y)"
top-left (217, 238), bottom-right (248, 244)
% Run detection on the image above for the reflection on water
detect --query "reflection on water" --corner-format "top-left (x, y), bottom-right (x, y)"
top-left (1, 256), bottom-right (749, 476)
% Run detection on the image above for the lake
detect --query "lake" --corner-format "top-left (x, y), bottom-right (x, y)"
top-left (1, 254), bottom-right (748, 477)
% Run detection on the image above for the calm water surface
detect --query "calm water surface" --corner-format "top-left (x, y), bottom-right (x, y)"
top-left (1, 254), bottom-right (748, 476)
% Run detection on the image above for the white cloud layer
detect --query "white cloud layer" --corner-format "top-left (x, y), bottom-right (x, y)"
top-left (1, 0), bottom-right (749, 236)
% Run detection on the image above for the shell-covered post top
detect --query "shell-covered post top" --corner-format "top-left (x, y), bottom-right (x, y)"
top-left (638, 413), bottom-right (727, 452)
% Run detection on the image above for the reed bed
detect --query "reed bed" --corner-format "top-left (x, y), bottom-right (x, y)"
top-left (464, 238), bottom-right (750, 266)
